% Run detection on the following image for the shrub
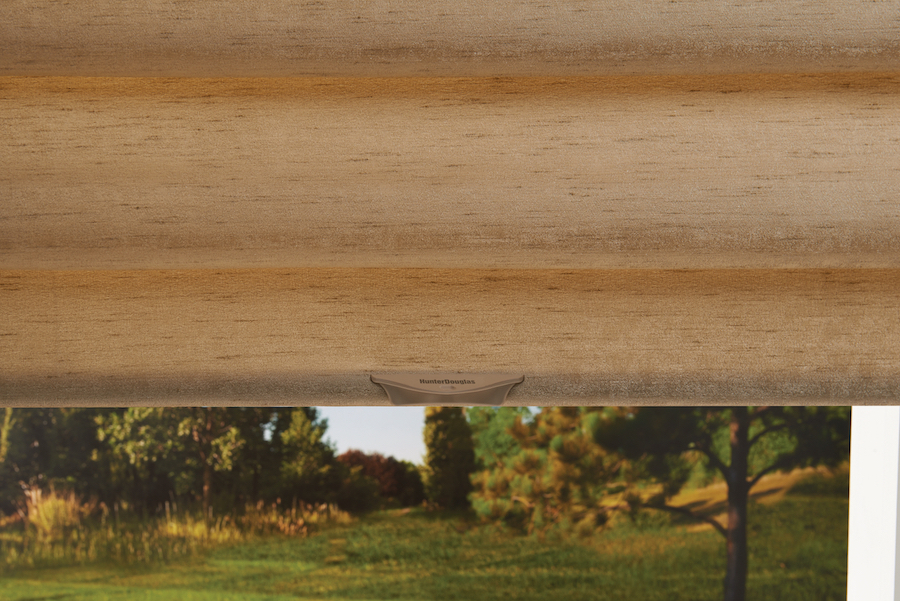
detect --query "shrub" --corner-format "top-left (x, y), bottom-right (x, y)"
top-left (22, 486), bottom-right (94, 539)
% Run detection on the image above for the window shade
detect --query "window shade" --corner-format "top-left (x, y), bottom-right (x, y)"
top-left (2, 1), bottom-right (898, 405)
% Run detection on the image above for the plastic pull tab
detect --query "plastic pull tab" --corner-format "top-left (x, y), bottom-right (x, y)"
top-left (370, 374), bottom-right (524, 406)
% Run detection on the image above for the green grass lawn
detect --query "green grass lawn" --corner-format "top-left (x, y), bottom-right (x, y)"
top-left (0, 472), bottom-right (848, 601)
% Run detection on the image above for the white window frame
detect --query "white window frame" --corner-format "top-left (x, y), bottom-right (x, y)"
top-left (848, 406), bottom-right (900, 600)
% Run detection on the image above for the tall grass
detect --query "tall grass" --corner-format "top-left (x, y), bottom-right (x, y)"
top-left (0, 488), bottom-right (352, 571)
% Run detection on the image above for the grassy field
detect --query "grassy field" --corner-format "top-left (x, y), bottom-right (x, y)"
top-left (0, 469), bottom-right (848, 601)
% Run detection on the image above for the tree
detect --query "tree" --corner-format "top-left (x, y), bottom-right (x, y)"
top-left (422, 407), bottom-right (476, 510)
top-left (178, 408), bottom-right (244, 519)
top-left (470, 407), bottom-right (632, 535)
top-left (0, 408), bottom-right (14, 465)
top-left (594, 406), bottom-right (851, 601)
top-left (0, 408), bottom-right (115, 514)
top-left (467, 406), bottom-right (532, 471)
top-left (97, 408), bottom-right (244, 519)
top-left (336, 450), bottom-right (393, 497)
top-left (95, 407), bottom-right (178, 514)
top-left (395, 460), bottom-right (426, 507)
top-left (227, 408), bottom-right (278, 506)
top-left (336, 450), bottom-right (425, 507)
top-left (279, 408), bottom-right (342, 504)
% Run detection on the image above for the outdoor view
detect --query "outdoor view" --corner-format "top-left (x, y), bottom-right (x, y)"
top-left (0, 407), bottom-right (849, 601)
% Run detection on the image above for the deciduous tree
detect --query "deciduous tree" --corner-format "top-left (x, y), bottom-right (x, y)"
top-left (98, 407), bottom-right (244, 519)
top-left (0, 409), bottom-right (114, 513)
top-left (594, 406), bottom-right (850, 601)
top-left (337, 450), bottom-right (425, 507)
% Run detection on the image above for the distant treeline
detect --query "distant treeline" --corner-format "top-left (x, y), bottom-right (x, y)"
top-left (0, 407), bottom-right (424, 518)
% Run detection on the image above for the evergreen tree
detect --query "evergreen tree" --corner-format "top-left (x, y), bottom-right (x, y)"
top-left (396, 460), bottom-right (426, 507)
top-left (279, 408), bottom-right (340, 504)
top-left (422, 407), bottom-right (475, 510)
top-left (470, 407), bottom-right (631, 535)
top-left (467, 406), bottom-right (532, 471)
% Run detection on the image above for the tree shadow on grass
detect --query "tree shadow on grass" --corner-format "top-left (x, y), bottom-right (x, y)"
top-left (663, 484), bottom-right (792, 530)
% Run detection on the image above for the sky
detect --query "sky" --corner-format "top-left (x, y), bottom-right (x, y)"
top-left (316, 407), bottom-right (427, 464)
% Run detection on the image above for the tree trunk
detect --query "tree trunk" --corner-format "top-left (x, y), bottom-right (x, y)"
top-left (252, 463), bottom-right (260, 504)
top-left (0, 408), bottom-right (13, 464)
top-left (131, 462), bottom-right (143, 516)
top-left (202, 459), bottom-right (213, 522)
top-left (194, 407), bottom-right (214, 523)
top-left (724, 407), bottom-right (750, 601)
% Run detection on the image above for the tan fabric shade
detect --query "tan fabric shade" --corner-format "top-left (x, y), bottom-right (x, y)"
top-left (2, 1), bottom-right (898, 405)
